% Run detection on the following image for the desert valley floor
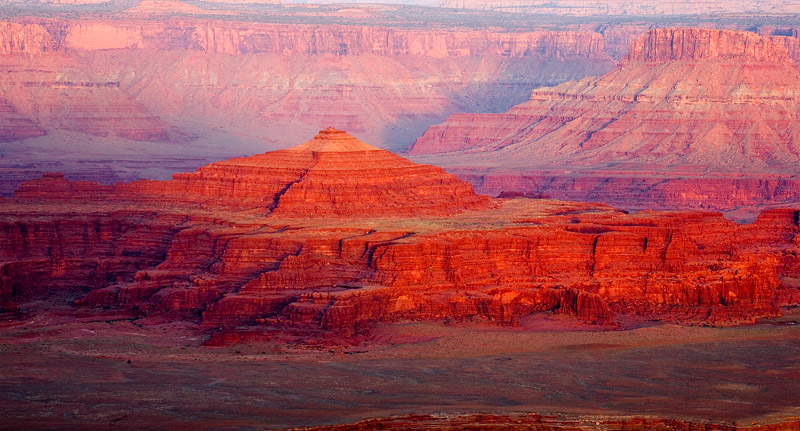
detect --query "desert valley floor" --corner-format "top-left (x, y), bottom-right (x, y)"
top-left (2, 305), bottom-right (800, 430)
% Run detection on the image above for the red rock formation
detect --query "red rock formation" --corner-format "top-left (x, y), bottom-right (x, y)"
top-left (124, 0), bottom-right (207, 15)
top-left (410, 28), bottom-right (800, 215)
top-left (0, 21), bottom-right (63, 55)
top-left (68, 20), bottom-right (612, 147)
top-left (100, 128), bottom-right (489, 216)
top-left (0, 17), bottom-right (616, 196)
top-left (0, 208), bottom-right (183, 310)
top-left (56, 21), bottom-right (608, 58)
top-left (629, 28), bottom-right (792, 62)
top-left (4, 130), bottom-right (800, 339)
top-left (0, 65), bottom-right (171, 141)
top-left (449, 170), bottom-right (800, 219)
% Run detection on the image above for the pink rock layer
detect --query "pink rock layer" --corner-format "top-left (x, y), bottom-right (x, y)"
top-left (409, 28), bottom-right (800, 213)
top-left (0, 17), bottom-right (616, 196)
top-left (451, 170), bottom-right (800, 219)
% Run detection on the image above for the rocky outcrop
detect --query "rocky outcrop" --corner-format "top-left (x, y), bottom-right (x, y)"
top-left (0, 18), bottom-right (609, 59)
top-left (43, 201), bottom-right (800, 335)
top-left (0, 210), bottom-right (183, 310)
top-left (438, 0), bottom-right (800, 16)
top-left (409, 28), bottom-right (800, 214)
top-left (0, 21), bottom-right (64, 54)
top-left (4, 130), bottom-right (800, 339)
top-left (628, 28), bottom-right (791, 62)
top-left (451, 170), bottom-right (800, 218)
top-left (57, 21), bottom-right (607, 58)
top-left (0, 97), bottom-right (46, 142)
top-left (101, 128), bottom-right (489, 215)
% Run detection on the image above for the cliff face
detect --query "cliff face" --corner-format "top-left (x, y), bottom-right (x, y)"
top-left (437, 0), bottom-right (800, 15)
top-left (628, 28), bottom-right (791, 62)
top-left (410, 28), bottom-right (800, 214)
top-left (59, 21), bottom-right (608, 58)
top-left (0, 18), bottom-right (607, 58)
top-left (0, 17), bottom-right (616, 195)
top-left (0, 97), bottom-right (46, 142)
top-left (4, 131), bottom-right (800, 339)
top-left (452, 171), bottom-right (800, 219)
top-left (0, 21), bottom-right (64, 54)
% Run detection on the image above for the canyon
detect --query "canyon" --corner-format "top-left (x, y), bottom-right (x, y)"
top-left (0, 16), bottom-right (616, 195)
top-left (1, 129), bottom-right (800, 430)
top-left (410, 28), bottom-right (800, 218)
top-left (2, 2), bottom-right (800, 430)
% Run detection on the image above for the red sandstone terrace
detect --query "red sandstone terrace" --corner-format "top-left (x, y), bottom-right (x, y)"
top-left (2, 129), bottom-right (799, 345)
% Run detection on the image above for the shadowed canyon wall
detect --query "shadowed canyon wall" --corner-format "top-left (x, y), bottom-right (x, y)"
top-left (410, 28), bottom-right (800, 217)
top-left (0, 17), bottom-right (616, 196)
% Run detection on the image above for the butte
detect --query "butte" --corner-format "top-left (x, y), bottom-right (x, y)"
top-left (1, 128), bottom-right (799, 344)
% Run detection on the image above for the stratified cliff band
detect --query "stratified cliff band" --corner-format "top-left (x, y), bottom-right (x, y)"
top-left (3, 129), bottom-right (799, 343)
top-left (410, 28), bottom-right (800, 216)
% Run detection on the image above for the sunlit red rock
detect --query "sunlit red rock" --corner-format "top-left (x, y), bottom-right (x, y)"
top-left (19, 128), bottom-right (488, 215)
top-left (3, 130), bottom-right (800, 340)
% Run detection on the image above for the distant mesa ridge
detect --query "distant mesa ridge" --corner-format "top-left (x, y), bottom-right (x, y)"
top-left (628, 28), bottom-right (792, 63)
top-left (407, 27), bottom-right (800, 214)
top-left (411, 27), bottom-right (800, 172)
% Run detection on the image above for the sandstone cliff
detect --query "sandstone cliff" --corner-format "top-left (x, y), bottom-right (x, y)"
top-left (438, 0), bottom-right (800, 15)
top-left (0, 17), bottom-right (616, 196)
top-left (4, 130), bottom-right (800, 339)
top-left (59, 21), bottom-right (607, 58)
top-left (410, 28), bottom-right (800, 215)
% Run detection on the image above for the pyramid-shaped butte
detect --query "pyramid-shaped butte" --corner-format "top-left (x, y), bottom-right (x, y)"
top-left (164, 128), bottom-right (488, 216)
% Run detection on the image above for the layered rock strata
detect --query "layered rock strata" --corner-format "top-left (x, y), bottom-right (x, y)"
top-left (439, 0), bottom-right (800, 16)
top-left (410, 28), bottom-right (800, 214)
top-left (3, 130), bottom-right (799, 341)
top-left (0, 17), bottom-right (616, 195)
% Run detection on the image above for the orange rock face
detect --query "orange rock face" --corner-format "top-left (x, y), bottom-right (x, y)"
top-left (3, 130), bottom-right (800, 339)
top-left (12, 128), bottom-right (489, 215)
top-left (410, 28), bottom-right (800, 215)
